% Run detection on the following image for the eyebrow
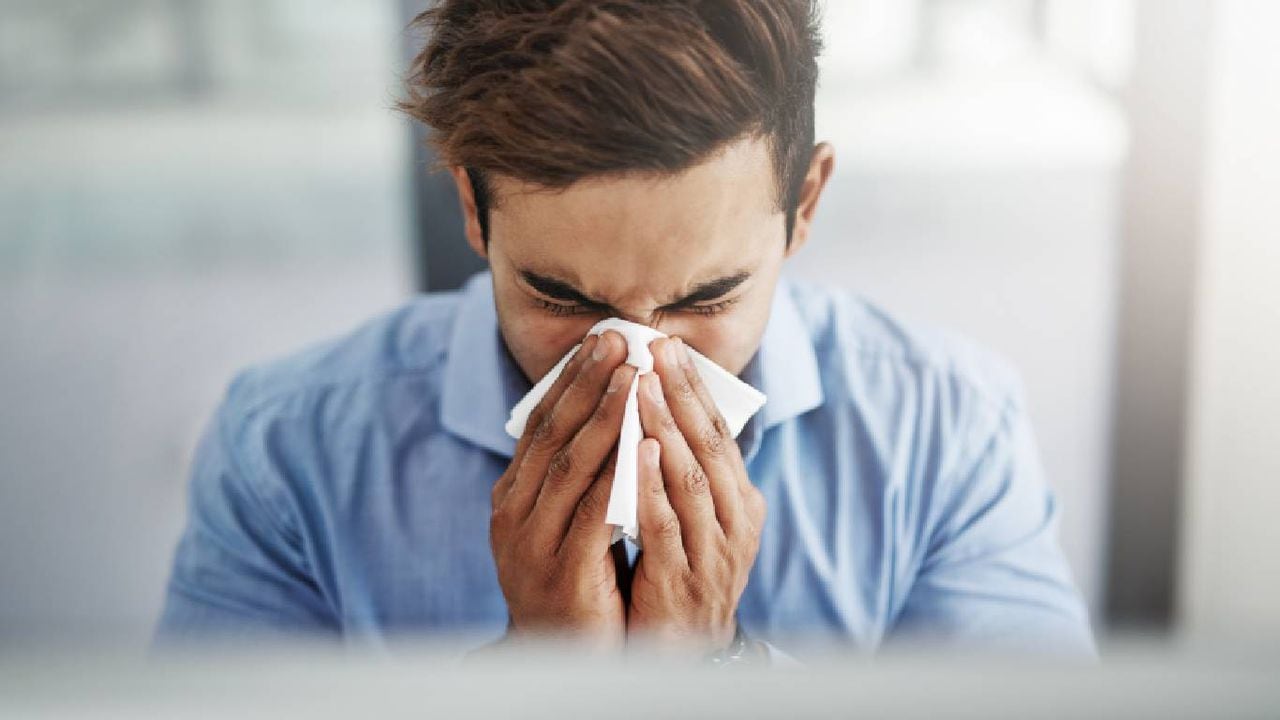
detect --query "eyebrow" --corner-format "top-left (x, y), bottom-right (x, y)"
top-left (519, 269), bottom-right (751, 312)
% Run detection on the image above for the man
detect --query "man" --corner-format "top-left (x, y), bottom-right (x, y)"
top-left (157, 0), bottom-right (1094, 660)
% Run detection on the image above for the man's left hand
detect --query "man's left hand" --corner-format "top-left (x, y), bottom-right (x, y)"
top-left (628, 336), bottom-right (767, 654)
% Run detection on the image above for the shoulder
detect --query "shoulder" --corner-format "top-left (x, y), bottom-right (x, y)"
top-left (786, 278), bottom-right (1023, 410)
top-left (782, 277), bottom-right (1028, 479)
top-left (220, 290), bottom-right (463, 421)
top-left (203, 289), bottom-right (465, 488)
top-left (189, 289), bottom-right (467, 533)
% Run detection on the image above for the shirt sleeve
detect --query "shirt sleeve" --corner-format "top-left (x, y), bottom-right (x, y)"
top-left (154, 381), bottom-right (337, 644)
top-left (886, 392), bottom-right (1097, 658)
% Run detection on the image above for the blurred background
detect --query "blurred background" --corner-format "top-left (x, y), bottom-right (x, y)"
top-left (0, 0), bottom-right (1276, 651)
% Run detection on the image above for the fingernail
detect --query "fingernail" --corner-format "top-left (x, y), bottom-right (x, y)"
top-left (591, 333), bottom-right (609, 362)
top-left (676, 338), bottom-right (693, 369)
top-left (580, 334), bottom-right (599, 363)
top-left (644, 373), bottom-right (664, 404)
top-left (607, 366), bottom-right (628, 393)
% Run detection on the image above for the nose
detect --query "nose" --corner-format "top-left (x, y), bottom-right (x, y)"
top-left (611, 309), bottom-right (668, 334)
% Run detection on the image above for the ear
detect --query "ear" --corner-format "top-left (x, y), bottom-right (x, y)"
top-left (784, 142), bottom-right (835, 259)
top-left (450, 166), bottom-right (488, 259)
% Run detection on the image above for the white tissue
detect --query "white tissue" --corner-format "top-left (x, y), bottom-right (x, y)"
top-left (504, 318), bottom-right (766, 545)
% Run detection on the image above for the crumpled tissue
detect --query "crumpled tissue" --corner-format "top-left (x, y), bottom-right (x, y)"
top-left (504, 317), bottom-right (766, 545)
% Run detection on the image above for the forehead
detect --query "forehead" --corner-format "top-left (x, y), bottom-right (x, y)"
top-left (489, 136), bottom-right (783, 301)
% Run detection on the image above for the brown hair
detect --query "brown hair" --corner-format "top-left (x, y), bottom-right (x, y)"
top-left (399, 0), bottom-right (822, 244)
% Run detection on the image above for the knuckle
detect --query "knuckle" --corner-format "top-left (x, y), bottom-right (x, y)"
top-left (696, 424), bottom-right (727, 457)
top-left (490, 475), bottom-right (510, 505)
top-left (709, 412), bottom-right (731, 440)
top-left (575, 483), bottom-right (607, 519)
top-left (530, 412), bottom-right (558, 445)
top-left (490, 501), bottom-right (517, 530)
top-left (672, 376), bottom-right (699, 404)
top-left (715, 537), bottom-right (736, 567)
top-left (545, 447), bottom-right (575, 486)
top-left (490, 499), bottom-right (509, 524)
top-left (680, 462), bottom-right (710, 496)
top-left (680, 383), bottom-right (702, 406)
top-left (655, 513), bottom-right (682, 542)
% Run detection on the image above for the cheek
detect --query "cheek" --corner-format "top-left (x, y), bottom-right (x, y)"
top-left (499, 307), bottom-right (600, 380)
top-left (679, 322), bottom-right (761, 375)
top-left (491, 273), bottom-right (598, 380)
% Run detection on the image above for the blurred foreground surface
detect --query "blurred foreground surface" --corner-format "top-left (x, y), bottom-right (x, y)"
top-left (2, 638), bottom-right (1278, 718)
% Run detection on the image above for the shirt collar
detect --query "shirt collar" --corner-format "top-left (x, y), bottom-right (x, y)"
top-left (440, 272), bottom-right (527, 458)
top-left (751, 275), bottom-right (825, 430)
top-left (439, 271), bottom-right (824, 458)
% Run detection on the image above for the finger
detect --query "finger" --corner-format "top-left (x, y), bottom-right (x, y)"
top-left (649, 337), bottom-right (746, 533)
top-left (635, 438), bottom-right (687, 570)
top-left (515, 334), bottom-right (599, 459)
top-left (560, 448), bottom-right (620, 559)
top-left (672, 337), bottom-right (721, 420)
top-left (637, 372), bottom-right (722, 554)
top-left (493, 334), bottom-right (599, 507)
top-left (502, 331), bottom-right (627, 524)
top-left (531, 364), bottom-right (635, 545)
top-left (674, 337), bottom-right (756, 510)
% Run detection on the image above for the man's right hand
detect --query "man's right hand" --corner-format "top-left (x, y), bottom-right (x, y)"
top-left (489, 331), bottom-right (635, 650)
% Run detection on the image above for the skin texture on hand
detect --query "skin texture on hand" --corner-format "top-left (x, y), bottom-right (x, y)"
top-left (489, 331), bottom-right (636, 651)
top-left (628, 335), bottom-right (767, 654)
top-left (490, 330), bottom-right (766, 657)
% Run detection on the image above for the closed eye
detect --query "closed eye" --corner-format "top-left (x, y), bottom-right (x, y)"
top-left (532, 297), bottom-right (595, 317)
top-left (520, 268), bottom-right (751, 318)
top-left (533, 296), bottom-right (739, 317)
top-left (681, 297), bottom-right (740, 316)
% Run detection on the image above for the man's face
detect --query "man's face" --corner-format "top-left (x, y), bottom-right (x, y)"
top-left (459, 136), bottom-right (814, 384)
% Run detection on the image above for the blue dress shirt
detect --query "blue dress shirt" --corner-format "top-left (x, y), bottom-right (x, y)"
top-left (157, 272), bottom-right (1094, 656)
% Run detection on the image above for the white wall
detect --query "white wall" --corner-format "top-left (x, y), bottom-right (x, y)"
top-left (0, 1), bottom-right (411, 645)
top-left (1178, 0), bottom-right (1280, 640)
top-left (0, 261), bottom-right (408, 644)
